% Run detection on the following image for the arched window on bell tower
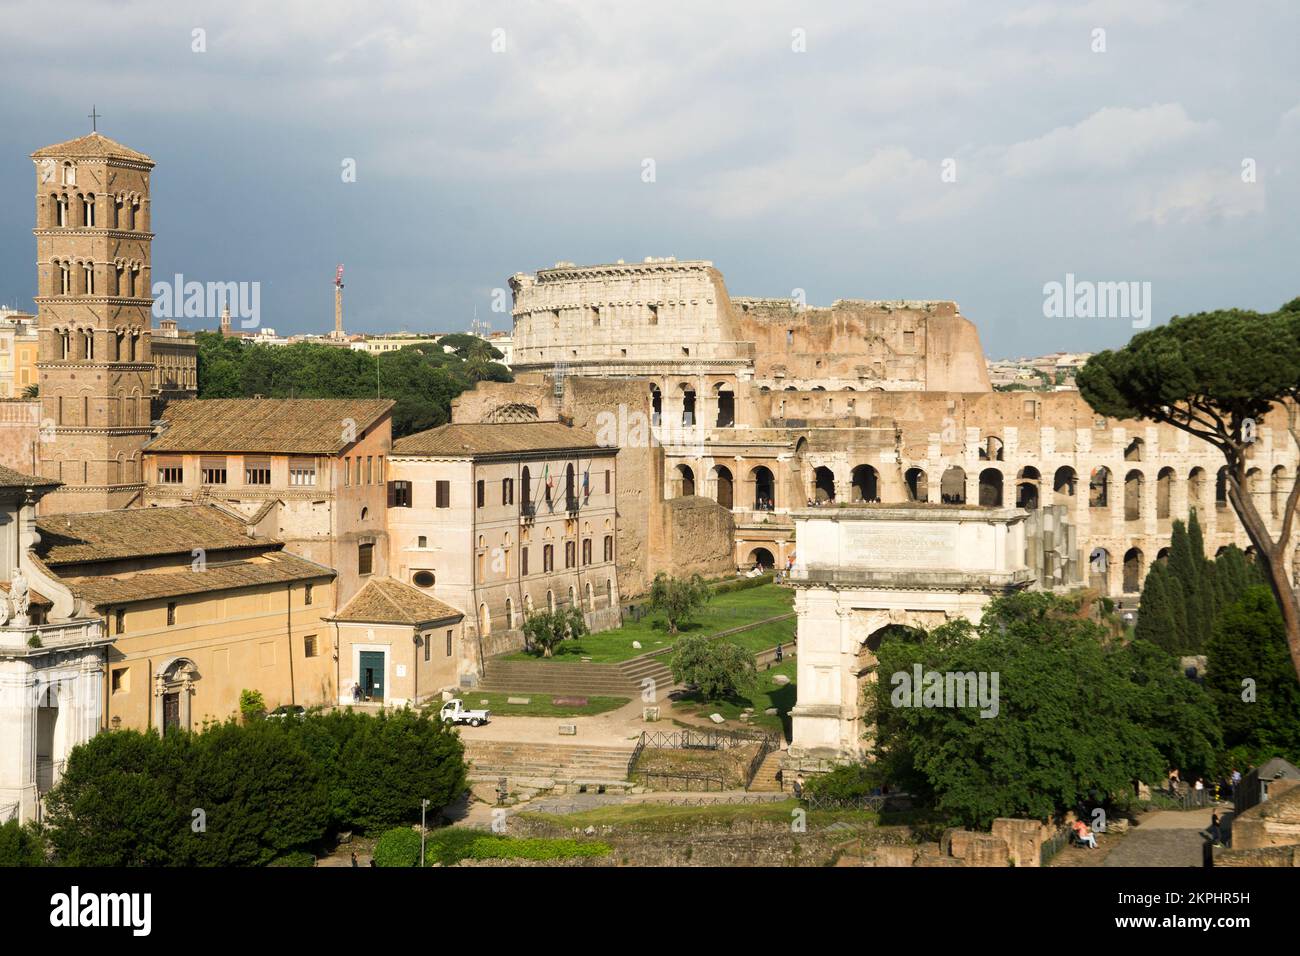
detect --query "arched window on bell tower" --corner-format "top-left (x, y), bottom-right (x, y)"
top-left (59, 261), bottom-right (71, 295)
top-left (84, 193), bottom-right (96, 227)
top-left (56, 195), bottom-right (68, 227)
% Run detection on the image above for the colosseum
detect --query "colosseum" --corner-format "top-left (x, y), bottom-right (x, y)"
top-left (500, 256), bottom-right (1298, 603)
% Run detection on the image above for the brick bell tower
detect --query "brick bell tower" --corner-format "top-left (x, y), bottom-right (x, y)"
top-left (31, 129), bottom-right (155, 513)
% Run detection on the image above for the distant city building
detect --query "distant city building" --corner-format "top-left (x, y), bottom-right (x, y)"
top-left (349, 332), bottom-right (444, 355)
top-left (0, 309), bottom-right (38, 399)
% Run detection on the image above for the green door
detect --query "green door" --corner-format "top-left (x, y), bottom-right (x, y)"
top-left (359, 651), bottom-right (385, 702)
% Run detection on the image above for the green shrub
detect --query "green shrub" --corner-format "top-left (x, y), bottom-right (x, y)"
top-left (268, 851), bottom-right (316, 867)
top-left (239, 689), bottom-right (267, 722)
top-left (373, 827), bottom-right (422, 867)
top-left (804, 763), bottom-right (880, 801)
top-left (0, 819), bottom-right (47, 867)
top-left (713, 574), bottom-right (774, 595)
top-left (424, 827), bottom-right (484, 866)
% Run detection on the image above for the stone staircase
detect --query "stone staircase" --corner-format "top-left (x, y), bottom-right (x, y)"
top-left (476, 660), bottom-right (634, 697)
top-left (463, 739), bottom-right (636, 789)
top-left (618, 652), bottom-right (676, 696)
top-left (747, 749), bottom-right (786, 793)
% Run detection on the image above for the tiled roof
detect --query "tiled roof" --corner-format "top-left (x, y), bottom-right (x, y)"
top-left (0, 464), bottom-right (59, 491)
top-left (61, 551), bottom-right (332, 607)
top-left (148, 398), bottom-right (394, 455)
top-left (35, 505), bottom-right (263, 566)
top-left (330, 577), bottom-right (463, 626)
top-left (392, 421), bottom-right (603, 457)
top-left (31, 132), bottom-right (153, 163)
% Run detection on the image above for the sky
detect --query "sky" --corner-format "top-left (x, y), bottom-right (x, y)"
top-left (1, 0), bottom-right (1297, 358)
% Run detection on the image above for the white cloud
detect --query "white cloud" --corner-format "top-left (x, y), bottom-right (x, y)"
top-left (1002, 104), bottom-right (1212, 178)
top-left (1133, 169), bottom-right (1266, 225)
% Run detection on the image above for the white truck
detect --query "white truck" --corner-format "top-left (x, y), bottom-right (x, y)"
top-left (439, 699), bottom-right (490, 727)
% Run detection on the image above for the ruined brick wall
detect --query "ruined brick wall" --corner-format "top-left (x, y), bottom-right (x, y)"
top-left (659, 495), bottom-right (736, 581)
top-left (731, 298), bottom-right (991, 392)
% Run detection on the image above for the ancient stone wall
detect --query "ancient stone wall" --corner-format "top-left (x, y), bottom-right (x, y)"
top-left (658, 495), bottom-right (737, 582)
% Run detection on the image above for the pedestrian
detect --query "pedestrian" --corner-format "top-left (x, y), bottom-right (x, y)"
top-left (350, 851), bottom-right (358, 867)
top-left (1209, 811), bottom-right (1223, 847)
top-left (775, 642), bottom-right (784, 663)
top-left (793, 774), bottom-right (804, 799)
top-left (352, 682), bottom-right (361, 704)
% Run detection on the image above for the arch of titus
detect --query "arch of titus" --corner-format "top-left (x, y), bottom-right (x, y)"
top-left (784, 504), bottom-right (1032, 770)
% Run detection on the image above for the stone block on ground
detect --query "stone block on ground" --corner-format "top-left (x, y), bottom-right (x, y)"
top-left (709, 713), bottom-right (725, 724)
top-left (558, 723), bottom-right (577, 735)
top-left (773, 675), bottom-right (790, 686)
top-left (506, 696), bottom-right (531, 705)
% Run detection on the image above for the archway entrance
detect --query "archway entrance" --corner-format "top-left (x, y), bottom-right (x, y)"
top-left (813, 466), bottom-right (836, 504)
top-left (712, 465), bottom-right (734, 509)
top-left (748, 547), bottom-right (775, 570)
top-left (851, 465), bottom-right (879, 503)
top-left (752, 465), bottom-right (775, 510)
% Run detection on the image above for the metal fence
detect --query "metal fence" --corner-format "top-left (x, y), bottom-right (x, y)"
top-left (632, 769), bottom-right (727, 792)
top-left (1039, 826), bottom-right (1071, 865)
top-left (800, 793), bottom-right (887, 812)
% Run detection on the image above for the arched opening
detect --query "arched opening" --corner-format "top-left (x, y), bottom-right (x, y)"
top-left (851, 464), bottom-right (879, 503)
top-left (1124, 437), bottom-right (1144, 462)
top-left (1273, 466), bottom-right (1288, 518)
top-left (978, 468), bottom-right (1003, 506)
top-left (1156, 467), bottom-right (1174, 519)
top-left (679, 384), bottom-right (696, 426)
top-left (1016, 466), bottom-right (1040, 510)
top-left (1215, 467), bottom-right (1229, 510)
top-left (979, 436), bottom-right (1004, 461)
top-left (674, 463), bottom-right (695, 497)
top-left (1124, 469), bottom-right (1144, 521)
top-left (713, 382), bottom-right (735, 427)
top-left (505, 597), bottom-right (515, 629)
top-left (1089, 467), bottom-right (1110, 508)
top-left (478, 603), bottom-right (491, 637)
top-left (1157, 547), bottom-right (1170, 561)
top-left (1123, 547), bottom-right (1143, 594)
top-left (712, 464), bottom-right (734, 509)
top-left (752, 466), bottom-right (775, 510)
top-left (748, 547), bottom-right (775, 570)
top-left (813, 466), bottom-right (836, 504)
top-left (650, 384), bottom-right (662, 424)
top-left (1052, 466), bottom-right (1077, 502)
top-left (940, 466), bottom-right (966, 504)
top-left (585, 582), bottom-right (594, 611)
top-left (546, 590), bottom-right (555, 613)
top-left (1246, 468), bottom-right (1262, 511)
top-left (904, 467), bottom-right (927, 502)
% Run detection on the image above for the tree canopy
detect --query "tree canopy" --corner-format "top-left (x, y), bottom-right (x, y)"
top-left (195, 332), bottom-right (511, 438)
top-left (868, 591), bottom-right (1219, 828)
top-left (1077, 302), bottom-right (1300, 681)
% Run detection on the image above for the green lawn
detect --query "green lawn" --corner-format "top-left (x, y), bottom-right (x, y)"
top-left (427, 693), bottom-right (629, 717)
top-left (671, 658), bottom-right (797, 736)
top-left (503, 583), bottom-right (794, 664)
top-left (519, 798), bottom-right (876, 831)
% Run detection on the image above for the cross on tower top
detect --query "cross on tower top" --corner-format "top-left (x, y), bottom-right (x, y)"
top-left (88, 105), bottom-right (101, 132)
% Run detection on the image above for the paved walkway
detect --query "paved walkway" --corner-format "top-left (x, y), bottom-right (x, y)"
top-left (1048, 807), bottom-right (1232, 868)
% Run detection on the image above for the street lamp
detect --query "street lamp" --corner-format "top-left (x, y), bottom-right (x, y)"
top-left (420, 798), bottom-right (430, 867)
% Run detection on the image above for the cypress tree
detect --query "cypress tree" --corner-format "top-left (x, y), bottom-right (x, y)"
top-left (1136, 562), bottom-right (1181, 653)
